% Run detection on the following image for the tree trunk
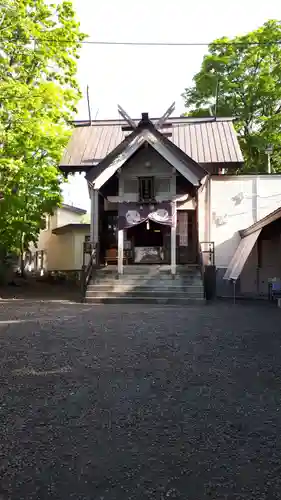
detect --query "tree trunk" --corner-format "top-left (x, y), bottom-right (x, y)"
top-left (20, 232), bottom-right (26, 279)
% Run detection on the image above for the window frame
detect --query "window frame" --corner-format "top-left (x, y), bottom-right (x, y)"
top-left (138, 176), bottom-right (155, 202)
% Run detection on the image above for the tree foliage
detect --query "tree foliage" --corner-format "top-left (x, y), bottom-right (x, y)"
top-left (0, 0), bottom-right (86, 257)
top-left (80, 213), bottom-right (90, 224)
top-left (182, 20), bottom-right (281, 172)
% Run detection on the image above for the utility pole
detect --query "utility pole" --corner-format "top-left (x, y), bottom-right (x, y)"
top-left (214, 76), bottom-right (220, 118)
top-left (86, 85), bottom-right (92, 124)
top-left (265, 144), bottom-right (273, 174)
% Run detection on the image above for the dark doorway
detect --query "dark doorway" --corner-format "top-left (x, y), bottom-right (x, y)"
top-left (127, 220), bottom-right (169, 264)
top-left (127, 220), bottom-right (164, 247)
top-left (176, 210), bottom-right (197, 264)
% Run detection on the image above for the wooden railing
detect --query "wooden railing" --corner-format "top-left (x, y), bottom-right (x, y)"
top-left (81, 242), bottom-right (100, 300)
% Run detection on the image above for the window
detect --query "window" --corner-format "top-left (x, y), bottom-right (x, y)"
top-left (155, 178), bottom-right (170, 196)
top-left (139, 177), bottom-right (154, 202)
top-left (42, 215), bottom-right (50, 231)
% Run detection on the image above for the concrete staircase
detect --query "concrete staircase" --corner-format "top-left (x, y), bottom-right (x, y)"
top-left (85, 265), bottom-right (205, 304)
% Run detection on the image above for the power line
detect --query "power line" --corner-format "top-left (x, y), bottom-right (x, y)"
top-left (69, 40), bottom-right (281, 47)
top-left (1, 37), bottom-right (281, 47)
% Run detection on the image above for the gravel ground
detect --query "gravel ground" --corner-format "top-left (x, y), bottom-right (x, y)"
top-left (0, 300), bottom-right (281, 500)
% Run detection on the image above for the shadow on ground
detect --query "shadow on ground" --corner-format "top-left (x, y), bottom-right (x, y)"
top-left (0, 279), bottom-right (81, 302)
top-left (0, 301), bottom-right (280, 499)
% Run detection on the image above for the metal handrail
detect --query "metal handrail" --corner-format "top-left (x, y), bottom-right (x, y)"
top-left (199, 241), bottom-right (215, 284)
top-left (81, 242), bottom-right (99, 300)
top-left (198, 245), bottom-right (204, 280)
top-left (199, 241), bottom-right (215, 301)
top-left (199, 241), bottom-right (215, 267)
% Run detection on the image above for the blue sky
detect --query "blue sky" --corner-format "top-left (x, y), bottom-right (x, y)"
top-left (62, 0), bottom-right (281, 210)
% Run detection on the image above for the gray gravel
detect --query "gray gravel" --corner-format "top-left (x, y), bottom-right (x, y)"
top-left (0, 300), bottom-right (281, 499)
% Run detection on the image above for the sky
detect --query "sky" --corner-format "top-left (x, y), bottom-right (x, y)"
top-left (62, 0), bottom-right (281, 210)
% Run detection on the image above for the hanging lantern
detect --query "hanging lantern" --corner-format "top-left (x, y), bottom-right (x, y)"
top-left (146, 219), bottom-right (150, 230)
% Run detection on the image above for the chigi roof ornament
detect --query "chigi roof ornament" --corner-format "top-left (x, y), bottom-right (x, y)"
top-left (117, 104), bottom-right (137, 130)
top-left (118, 102), bottom-right (176, 135)
top-left (155, 102), bottom-right (175, 129)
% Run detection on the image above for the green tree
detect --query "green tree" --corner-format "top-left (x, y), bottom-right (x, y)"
top-left (182, 20), bottom-right (281, 172)
top-left (80, 213), bottom-right (90, 224)
top-left (0, 0), bottom-right (86, 262)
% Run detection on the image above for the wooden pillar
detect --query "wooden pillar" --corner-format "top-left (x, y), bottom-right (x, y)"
top-left (118, 172), bottom-right (124, 275)
top-left (91, 189), bottom-right (99, 244)
top-left (170, 173), bottom-right (177, 275)
top-left (118, 229), bottom-right (124, 275)
top-left (90, 188), bottom-right (94, 242)
top-left (171, 201), bottom-right (177, 276)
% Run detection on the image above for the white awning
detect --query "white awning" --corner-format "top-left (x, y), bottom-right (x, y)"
top-left (223, 229), bottom-right (261, 281)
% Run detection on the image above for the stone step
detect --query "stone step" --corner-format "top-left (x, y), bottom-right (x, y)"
top-left (96, 270), bottom-right (201, 277)
top-left (84, 296), bottom-right (205, 305)
top-left (93, 276), bottom-right (202, 283)
top-left (99, 265), bottom-right (199, 270)
top-left (86, 290), bottom-right (204, 298)
top-left (86, 265), bottom-right (204, 305)
top-left (91, 274), bottom-right (202, 281)
top-left (87, 285), bottom-right (204, 293)
top-left (95, 268), bottom-right (200, 277)
top-left (90, 281), bottom-right (203, 288)
top-left (88, 281), bottom-right (204, 287)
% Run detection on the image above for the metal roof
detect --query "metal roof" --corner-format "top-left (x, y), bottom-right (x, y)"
top-left (87, 125), bottom-right (208, 187)
top-left (224, 205), bottom-right (281, 282)
top-left (60, 117), bottom-right (243, 168)
top-left (240, 206), bottom-right (281, 237)
top-left (224, 230), bottom-right (262, 282)
top-left (52, 223), bottom-right (90, 235)
top-left (61, 203), bottom-right (87, 215)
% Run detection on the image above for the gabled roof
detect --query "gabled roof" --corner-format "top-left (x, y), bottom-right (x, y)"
top-left (240, 206), bottom-right (281, 238)
top-left (60, 116), bottom-right (243, 173)
top-left (85, 120), bottom-right (208, 188)
top-left (224, 206), bottom-right (281, 282)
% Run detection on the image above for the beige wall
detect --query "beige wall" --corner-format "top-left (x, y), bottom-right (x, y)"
top-left (73, 229), bottom-right (90, 269)
top-left (42, 228), bottom-right (90, 271)
top-left (29, 207), bottom-right (87, 271)
top-left (30, 208), bottom-right (83, 252)
top-left (210, 175), bottom-right (281, 268)
top-left (48, 232), bottom-right (74, 270)
top-left (56, 207), bottom-right (84, 227)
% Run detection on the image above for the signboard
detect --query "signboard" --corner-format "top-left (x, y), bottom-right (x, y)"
top-left (134, 246), bottom-right (164, 263)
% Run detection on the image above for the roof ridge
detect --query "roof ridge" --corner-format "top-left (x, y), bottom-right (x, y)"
top-left (73, 117), bottom-right (234, 128)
